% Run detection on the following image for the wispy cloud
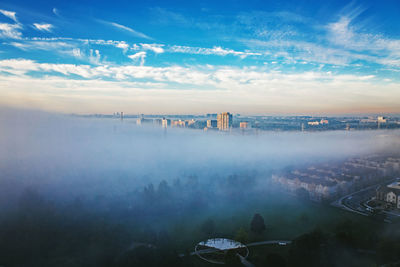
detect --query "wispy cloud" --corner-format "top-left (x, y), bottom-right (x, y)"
top-left (116, 42), bottom-right (129, 52)
top-left (81, 39), bottom-right (130, 52)
top-left (149, 7), bottom-right (190, 26)
top-left (326, 12), bottom-right (400, 67)
top-left (0, 23), bottom-right (22, 39)
top-left (244, 39), bottom-right (355, 66)
top-left (98, 19), bottom-right (152, 40)
top-left (33, 23), bottom-right (54, 32)
top-left (0, 59), bottom-right (93, 78)
top-left (128, 51), bottom-right (146, 66)
top-left (139, 43), bottom-right (164, 53)
top-left (88, 49), bottom-right (101, 64)
top-left (0, 9), bottom-right (22, 39)
top-left (7, 37), bottom-right (126, 65)
top-left (237, 8), bottom-right (400, 68)
top-left (149, 7), bottom-right (228, 32)
top-left (0, 9), bottom-right (18, 22)
top-left (70, 47), bottom-right (103, 65)
top-left (0, 58), bottom-right (382, 86)
top-left (72, 48), bottom-right (82, 58)
top-left (52, 8), bottom-right (60, 17)
top-left (169, 45), bottom-right (261, 58)
top-left (0, 59), bottom-right (398, 114)
top-left (7, 39), bottom-right (107, 65)
top-left (9, 40), bottom-right (74, 51)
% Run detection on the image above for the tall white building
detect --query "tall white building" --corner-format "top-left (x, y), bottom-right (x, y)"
top-left (162, 118), bottom-right (171, 128)
top-left (217, 112), bottom-right (232, 131)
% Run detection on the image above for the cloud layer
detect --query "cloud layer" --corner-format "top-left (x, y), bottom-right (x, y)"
top-left (0, 3), bottom-right (399, 113)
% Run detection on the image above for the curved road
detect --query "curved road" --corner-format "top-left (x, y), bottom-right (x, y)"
top-left (189, 240), bottom-right (292, 256)
top-left (246, 240), bottom-right (291, 247)
top-left (331, 178), bottom-right (398, 222)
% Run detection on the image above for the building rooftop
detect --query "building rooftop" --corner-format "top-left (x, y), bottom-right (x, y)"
top-left (198, 238), bottom-right (245, 250)
top-left (387, 181), bottom-right (400, 190)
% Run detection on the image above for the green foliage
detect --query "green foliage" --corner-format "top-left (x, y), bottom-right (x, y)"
top-left (1, 179), bottom-right (395, 267)
top-left (377, 238), bottom-right (400, 264)
top-left (288, 229), bottom-right (328, 267)
top-left (250, 213), bottom-right (266, 234)
top-left (235, 227), bottom-right (249, 244)
top-left (334, 220), bottom-right (357, 247)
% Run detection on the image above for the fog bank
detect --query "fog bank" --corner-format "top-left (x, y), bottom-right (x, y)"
top-left (1, 107), bottom-right (399, 203)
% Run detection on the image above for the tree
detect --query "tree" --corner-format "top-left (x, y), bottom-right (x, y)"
top-left (288, 229), bottom-right (327, 267)
top-left (157, 180), bottom-right (171, 198)
top-left (334, 220), bottom-right (356, 247)
top-left (235, 227), bottom-right (248, 244)
top-left (143, 183), bottom-right (156, 203)
top-left (250, 213), bottom-right (266, 234)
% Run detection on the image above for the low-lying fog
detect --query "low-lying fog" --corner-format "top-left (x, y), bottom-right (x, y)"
top-left (0, 107), bottom-right (399, 266)
top-left (1, 107), bottom-right (398, 202)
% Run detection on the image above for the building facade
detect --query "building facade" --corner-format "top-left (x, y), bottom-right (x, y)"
top-left (240, 122), bottom-right (249, 128)
top-left (376, 181), bottom-right (400, 209)
top-left (207, 119), bottom-right (218, 128)
top-left (217, 112), bottom-right (232, 131)
top-left (171, 119), bottom-right (187, 127)
top-left (162, 118), bottom-right (171, 128)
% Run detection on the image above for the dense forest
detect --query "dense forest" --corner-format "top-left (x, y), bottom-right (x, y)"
top-left (1, 173), bottom-right (399, 267)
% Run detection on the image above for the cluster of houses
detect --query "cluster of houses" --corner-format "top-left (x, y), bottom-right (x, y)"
top-left (376, 181), bottom-right (400, 209)
top-left (272, 155), bottom-right (400, 201)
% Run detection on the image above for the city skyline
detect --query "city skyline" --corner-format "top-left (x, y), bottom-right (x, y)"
top-left (0, 0), bottom-right (400, 114)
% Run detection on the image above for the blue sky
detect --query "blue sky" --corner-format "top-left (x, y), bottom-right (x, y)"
top-left (0, 0), bottom-right (399, 114)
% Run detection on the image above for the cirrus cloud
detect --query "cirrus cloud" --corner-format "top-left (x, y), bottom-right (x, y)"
top-left (33, 23), bottom-right (54, 32)
top-left (0, 23), bottom-right (22, 39)
top-left (0, 9), bottom-right (17, 22)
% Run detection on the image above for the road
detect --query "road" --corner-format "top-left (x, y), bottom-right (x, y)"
top-left (189, 240), bottom-right (292, 256)
top-left (331, 178), bottom-right (398, 222)
top-left (246, 240), bottom-right (292, 247)
top-left (237, 254), bottom-right (255, 267)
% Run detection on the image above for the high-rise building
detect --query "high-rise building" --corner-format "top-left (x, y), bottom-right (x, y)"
top-left (171, 119), bottom-right (187, 127)
top-left (137, 117), bottom-right (152, 125)
top-left (239, 122), bottom-right (249, 129)
top-left (378, 116), bottom-right (387, 123)
top-left (207, 119), bottom-right (217, 128)
top-left (162, 118), bottom-right (171, 128)
top-left (217, 112), bottom-right (232, 131)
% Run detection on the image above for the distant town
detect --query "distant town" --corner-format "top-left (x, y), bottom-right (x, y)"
top-left (74, 111), bottom-right (400, 222)
top-left (75, 112), bottom-right (400, 132)
top-left (273, 154), bottom-right (400, 205)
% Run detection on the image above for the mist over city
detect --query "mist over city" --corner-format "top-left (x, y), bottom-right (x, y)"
top-left (1, 108), bottom-right (400, 266)
top-left (1, 0), bottom-right (400, 266)
top-left (1, 108), bottom-right (397, 200)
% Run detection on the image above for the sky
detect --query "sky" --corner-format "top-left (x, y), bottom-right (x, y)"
top-left (0, 0), bottom-right (399, 115)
